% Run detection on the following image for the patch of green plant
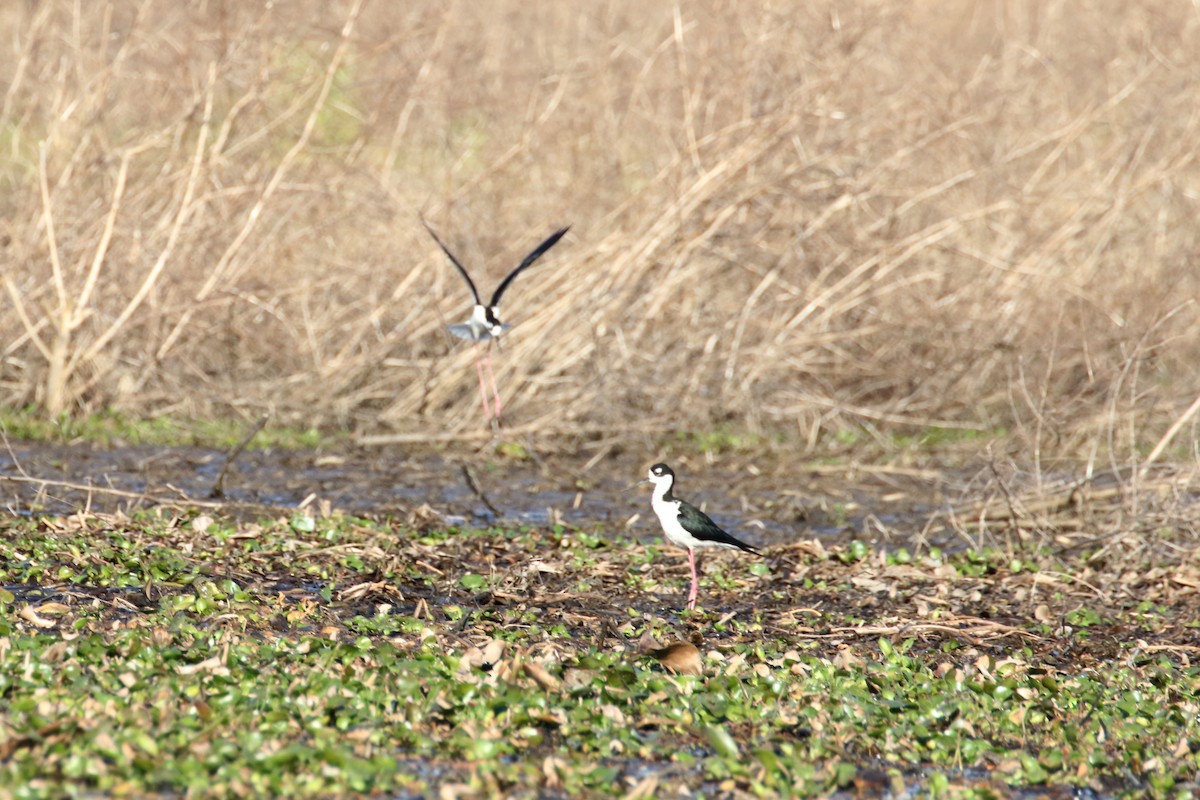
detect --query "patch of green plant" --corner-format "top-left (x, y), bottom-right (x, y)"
top-left (264, 45), bottom-right (363, 155)
top-left (897, 426), bottom-right (1007, 449)
top-left (3, 510), bottom-right (1200, 797)
top-left (493, 440), bottom-right (531, 460)
top-left (672, 424), bottom-right (771, 455)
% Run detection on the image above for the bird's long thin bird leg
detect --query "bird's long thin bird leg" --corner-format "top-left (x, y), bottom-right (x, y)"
top-left (484, 343), bottom-right (503, 420)
top-left (473, 346), bottom-right (493, 421)
top-left (687, 548), bottom-right (699, 610)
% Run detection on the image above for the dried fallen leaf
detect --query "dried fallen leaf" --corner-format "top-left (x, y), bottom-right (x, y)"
top-left (18, 605), bottom-right (55, 628)
top-left (851, 576), bottom-right (888, 593)
top-left (651, 642), bottom-right (703, 676)
top-left (458, 647), bottom-right (484, 671)
top-left (177, 655), bottom-right (229, 676)
top-left (481, 639), bottom-right (506, 667)
top-left (561, 668), bottom-right (598, 692)
top-left (407, 504), bottom-right (442, 530)
top-left (635, 629), bottom-right (661, 653)
top-left (832, 645), bottom-right (863, 670)
top-left (41, 641), bottom-right (70, 663)
top-left (34, 602), bottom-right (71, 616)
top-left (598, 704), bottom-right (627, 725)
top-left (543, 755), bottom-right (566, 788)
top-left (438, 783), bottom-right (476, 800)
top-left (624, 775), bottom-right (659, 800)
top-left (523, 661), bottom-right (561, 692)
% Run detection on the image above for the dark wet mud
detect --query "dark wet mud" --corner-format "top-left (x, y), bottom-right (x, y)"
top-left (0, 440), bottom-right (959, 548)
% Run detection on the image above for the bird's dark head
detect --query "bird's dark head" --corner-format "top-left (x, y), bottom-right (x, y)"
top-left (647, 463), bottom-right (675, 485)
top-left (628, 462), bottom-right (674, 491)
top-left (483, 306), bottom-right (504, 337)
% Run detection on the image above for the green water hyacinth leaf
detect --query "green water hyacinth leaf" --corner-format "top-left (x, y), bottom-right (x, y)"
top-left (705, 724), bottom-right (739, 759)
top-left (459, 573), bottom-right (487, 590)
top-left (290, 514), bottom-right (317, 533)
top-left (2, 498), bottom-right (1199, 798)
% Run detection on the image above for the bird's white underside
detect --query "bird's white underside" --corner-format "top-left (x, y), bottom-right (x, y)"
top-left (447, 306), bottom-right (511, 342)
top-left (650, 491), bottom-right (739, 551)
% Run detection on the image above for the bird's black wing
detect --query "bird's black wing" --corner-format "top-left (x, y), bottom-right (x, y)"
top-left (422, 219), bottom-right (481, 306)
top-left (677, 501), bottom-right (760, 554)
top-left (489, 226), bottom-right (570, 308)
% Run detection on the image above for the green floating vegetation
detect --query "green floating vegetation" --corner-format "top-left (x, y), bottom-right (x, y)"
top-left (1, 510), bottom-right (1198, 798)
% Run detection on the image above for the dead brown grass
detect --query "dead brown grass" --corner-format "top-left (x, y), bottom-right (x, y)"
top-left (1, 0), bottom-right (1198, 466)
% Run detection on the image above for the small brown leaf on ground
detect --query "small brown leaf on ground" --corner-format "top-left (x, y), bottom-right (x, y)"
top-left (543, 756), bottom-right (566, 788)
top-left (832, 645), bottom-right (863, 670)
top-left (624, 775), bottom-right (658, 799)
top-left (438, 784), bottom-right (477, 800)
top-left (458, 647), bottom-right (484, 671)
top-left (481, 640), bottom-right (506, 666)
top-left (598, 704), bottom-right (627, 724)
top-left (177, 655), bottom-right (229, 677)
top-left (851, 576), bottom-right (889, 593)
top-left (651, 642), bottom-right (703, 676)
top-left (407, 504), bottom-right (442, 530)
top-left (561, 668), bottom-right (598, 692)
top-left (524, 661), bottom-right (561, 692)
top-left (34, 602), bottom-right (71, 616)
top-left (1171, 571), bottom-right (1200, 588)
top-left (18, 605), bottom-right (55, 628)
top-left (635, 629), bottom-right (661, 653)
top-left (41, 641), bottom-right (70, 663)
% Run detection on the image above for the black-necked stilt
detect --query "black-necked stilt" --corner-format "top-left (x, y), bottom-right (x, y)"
top-left (636, 463), bottom-right (760, 611)
top-left (423, 219), bottom-right (569, 423)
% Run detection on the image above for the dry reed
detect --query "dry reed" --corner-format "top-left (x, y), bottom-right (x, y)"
top-left (0, 0), bottom-right (1198, 469)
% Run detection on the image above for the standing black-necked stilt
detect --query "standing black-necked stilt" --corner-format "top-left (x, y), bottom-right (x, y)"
top-left (422, 219), bottom-right (569, 423)
top-left (636, 463), bottom-right (760, 610)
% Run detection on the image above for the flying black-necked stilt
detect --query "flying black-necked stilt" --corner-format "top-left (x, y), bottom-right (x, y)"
top-left (636, 463), bottom-right (760, 611)
top-left (422, 219), bottom-right (569, 423)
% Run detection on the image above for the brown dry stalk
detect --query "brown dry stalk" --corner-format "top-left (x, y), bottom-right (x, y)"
top-left (154, 0), bottom-right (367, 363)
top-left (0, 0), bottom-right (1194, 468)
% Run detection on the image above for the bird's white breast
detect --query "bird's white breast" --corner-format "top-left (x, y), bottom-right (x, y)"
top-left (651, 494), bottom-right (698, 549)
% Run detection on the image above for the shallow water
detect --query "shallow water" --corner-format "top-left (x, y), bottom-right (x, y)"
top-left (0, 441), bottom-right (957, 548)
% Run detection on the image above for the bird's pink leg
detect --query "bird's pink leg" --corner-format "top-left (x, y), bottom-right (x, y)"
top-left (484, 345), bottom-right (503, 420)
top-left (473, 347), bottom-right (493, 421)
top-left (687, 548), bottom-right (699, 610)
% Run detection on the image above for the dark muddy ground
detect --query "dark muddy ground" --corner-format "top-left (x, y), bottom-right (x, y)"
top-left (0, 439), bottom-right (971, 549)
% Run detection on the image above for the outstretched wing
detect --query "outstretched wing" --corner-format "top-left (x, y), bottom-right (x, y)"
top-left (677, 502), bottom-right (760, 554)
top-left (489, 226), bottom-right (570, 308)
top-left (422, 219), bottom-right (481, 306)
